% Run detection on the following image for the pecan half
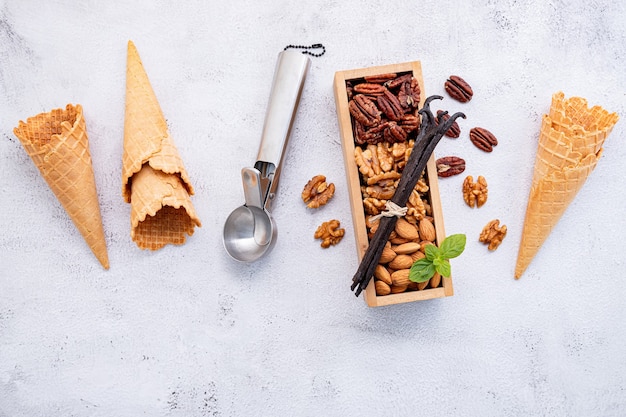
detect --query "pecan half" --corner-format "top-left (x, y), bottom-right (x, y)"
top-left (385, 73), bottom-right (412, 90)
top-left (377, 89), bottom-right (404, 121)
top-left (444, 75), bottom-right (473, 103)
top-left (363, 121), bottom-right (389, 145)
top-left (353, 120), bottom-right (367, 145)
top-left (364, 73), bottom-right (397, 84)
top-left (383, 122), bottom-right (408, 143)
top-left (435, 110), bottom-right (461, 138)
top-left (349, 94), bottom-right (381, 127)
top-left (479, 219), bottom-right (507, 250)
top-left (436, 156), bottom-right (466, 178)
top-left (397, 77), bottom-right (421, 109)
top-left (469, 127), bottom-right (498, 152)
top-left (398, 114), bottom-right (420, 133)
top-left (302, 175), bottom-right (335, 209)
top-left (353, 83), bottom-right (386, 96)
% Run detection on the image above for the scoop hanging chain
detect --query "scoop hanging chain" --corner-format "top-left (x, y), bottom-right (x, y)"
top-left (283, 43), bottom-right (326, 57)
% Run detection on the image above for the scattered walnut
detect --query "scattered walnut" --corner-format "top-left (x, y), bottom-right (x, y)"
top-left (314, 219), bottom-right (345, 248)
top-left (365, 184), bottom-right (395, 200)
top-left (406, 189), bottom-right (426, 221)
top-left (479, 219), bottom-right (507, 250)
top-left (376, 142), bottom-right (394, 172)
top-left (363, 197), bottom-right (386, 215)
top-left (414, 177), bottom-right (429, 193)
top-left (462, 175), bottom-right (488, 208)
top-left (366, 144), bottom-right (382, 176)
top-left (366, 171), bottom-right (401, 186)
top-left (354, 147), bottom-right (376, 178)
top-left (302, 175), bottom-right (335, 209)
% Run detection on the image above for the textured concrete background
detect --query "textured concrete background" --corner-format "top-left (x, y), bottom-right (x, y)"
top-left (1, 0), bottom-right (625, 416)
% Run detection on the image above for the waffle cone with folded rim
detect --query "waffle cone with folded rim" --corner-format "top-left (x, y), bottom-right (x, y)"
top-left (13, 104), bottom-right (109, 268)
top-left (515, 92), bottom-right (618, 279)
top-left (123, 40), bottom-right (201, 250)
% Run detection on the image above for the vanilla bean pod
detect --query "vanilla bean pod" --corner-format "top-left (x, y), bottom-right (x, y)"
top-left (351, 96), bottom-right (466, 297)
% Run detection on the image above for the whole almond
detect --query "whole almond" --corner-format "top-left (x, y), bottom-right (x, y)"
top-left (389, 254), bottom-right (414, 270)
top-left (410, 251), bottom-right (426, 262)
top-left (391, 269), bottom-right (411, 287)
top-left (375, 280), bottom-right (391, 296)
top-left (374, 264), bottom-right (392, 285)
top-left (419, 240), bottom-right (434, 253)
top-left (390, 284), bottom-right (409, 294)
top-left (417, 280), bottom-right (430, 290)
top-left (394, 242), bottom-right (421, 255)
top-left (389, 236), bottom-right (411, 245)
top-left (379, 246), bottom-right (397, 264)
top-left (395, 218), bottom-right (420, 240)
top-left (418, 218), bottom-right (436, 242)
top-left (430, 272), bottom-right (442, 288)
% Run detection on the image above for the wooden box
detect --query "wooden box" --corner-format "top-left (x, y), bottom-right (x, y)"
top-left (333, 61), bottom-right (453, 307)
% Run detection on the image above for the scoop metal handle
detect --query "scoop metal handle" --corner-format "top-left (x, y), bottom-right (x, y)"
top-left (256, 50), bottom-right (310, 168)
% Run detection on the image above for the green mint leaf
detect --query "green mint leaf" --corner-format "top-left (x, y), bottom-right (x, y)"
top-left (440, 234), bottom-right (466, 259)
top-left (424, 244), bottom-right (440, 261)
top-left (409, 258), bottom-right (436, 283)
top-left (436, 259), bottom-right (451, 277)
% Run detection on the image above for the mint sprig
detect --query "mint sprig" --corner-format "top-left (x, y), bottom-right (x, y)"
top-left (409, 234), bottom-right (466, 283)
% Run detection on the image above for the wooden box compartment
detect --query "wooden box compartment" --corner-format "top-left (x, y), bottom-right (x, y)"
top-left (333, 61), bottom-right (453, 307)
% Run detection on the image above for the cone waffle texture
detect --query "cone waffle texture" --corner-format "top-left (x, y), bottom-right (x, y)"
top-left (123, 40), bottom-right (201, 250)
top-left (515, 92), bottom-right (619, 279)
top-left (13, 104), bottom-right (109, 269)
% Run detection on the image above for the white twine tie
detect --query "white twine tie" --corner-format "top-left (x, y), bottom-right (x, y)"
top-left (370, 201), bottom-right (408, 222)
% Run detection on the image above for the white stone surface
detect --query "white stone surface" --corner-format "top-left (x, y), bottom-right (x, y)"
top-left (1, 0), bottom-right (625, 415)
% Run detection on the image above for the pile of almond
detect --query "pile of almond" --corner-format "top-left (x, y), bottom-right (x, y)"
top-left (372, 216), bottom-right (440, 295)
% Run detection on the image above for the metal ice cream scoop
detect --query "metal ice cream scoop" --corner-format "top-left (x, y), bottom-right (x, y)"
top-left (223, 50), bottom-right (310, 262)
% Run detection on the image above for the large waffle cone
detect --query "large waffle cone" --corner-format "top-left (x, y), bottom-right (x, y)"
top-left (515, 147), bottom-right (600, 279)
top-left (515, 92), bottom-right (618, 279)
top-left (123, 40), bottom-right (201, 249)
top-left (13, 104), bottom-right (109, 269)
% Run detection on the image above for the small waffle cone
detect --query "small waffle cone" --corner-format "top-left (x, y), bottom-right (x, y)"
top-left (13, 104), bottom-right (109, 269)
top-left (123, 40), bottom-right (201, 250)
top-left (515, 92), bottom-right (618, 279)
top-left (130, 164), bottom-right (200, 250)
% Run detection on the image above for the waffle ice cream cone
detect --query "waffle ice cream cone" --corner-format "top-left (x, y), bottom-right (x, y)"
top-left (515, 92), bottom-right (619, 279)
top-left (123, 40), bottom-right (201, 250)
top-left (13, 104), bottom-right (109, 269)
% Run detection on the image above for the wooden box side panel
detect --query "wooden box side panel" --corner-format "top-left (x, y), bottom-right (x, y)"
top-left (333, 72), bottom-right (369, 260)
top-left (424, 155), bottom-right (454, 297)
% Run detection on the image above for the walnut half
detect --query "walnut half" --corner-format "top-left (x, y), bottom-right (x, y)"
top-left (314, 219), bottom-right (345, 248)
top-left (462, 175), bottom-right (488, 208)
top-left (479, 219), bottom-right (507, 250)
top-left (302, 175), bottom-right (335, 209)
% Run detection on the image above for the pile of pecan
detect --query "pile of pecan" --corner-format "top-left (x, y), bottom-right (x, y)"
top-left (347, 72), bottom-right (421, 146)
